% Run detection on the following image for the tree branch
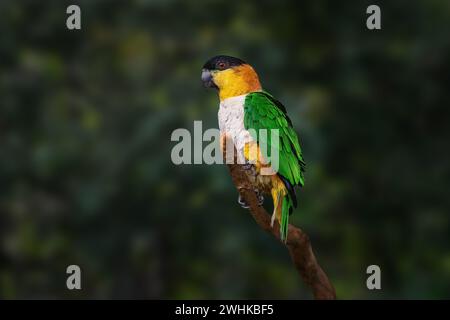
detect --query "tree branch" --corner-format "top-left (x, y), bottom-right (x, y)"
top-left (225, 147), bottom-right (336, 299)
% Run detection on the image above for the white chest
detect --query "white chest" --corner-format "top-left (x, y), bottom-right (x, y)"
top-left (218, 94), bottom-right (254, 154)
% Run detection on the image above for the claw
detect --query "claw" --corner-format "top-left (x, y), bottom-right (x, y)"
top-left (238, 194), bottom-right (250, 209)
top-left (238, 190), bottom-right (264, 209)
top-left (255, 190), bottom-right (264, 206)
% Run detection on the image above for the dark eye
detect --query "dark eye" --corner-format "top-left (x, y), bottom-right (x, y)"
top-left (217, 61), bottom-right (227, 70)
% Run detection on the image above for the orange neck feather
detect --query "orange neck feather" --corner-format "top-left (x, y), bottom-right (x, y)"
top-left (213, 64), bottom-right (262, 101)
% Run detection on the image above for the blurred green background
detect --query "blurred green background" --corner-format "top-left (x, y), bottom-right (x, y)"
top-left (1, 0), bottom-right (449, 299)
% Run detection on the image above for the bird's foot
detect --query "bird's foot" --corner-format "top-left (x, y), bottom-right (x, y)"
top-left (237, 190), bottom-right (264, 209)
top-left (238, 194), bottom-right (250, 209)
top-left (256, 190), bottom-right (264, 206)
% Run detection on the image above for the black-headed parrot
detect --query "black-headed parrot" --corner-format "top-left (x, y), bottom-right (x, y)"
top-left (202, 55), bottom-right (305, 242)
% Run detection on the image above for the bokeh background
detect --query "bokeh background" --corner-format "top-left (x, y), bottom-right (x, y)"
top-left (1, 0), bottom-right (449, 299)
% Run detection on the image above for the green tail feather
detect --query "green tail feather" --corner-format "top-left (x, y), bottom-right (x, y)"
top-left (280, 196), bottom-right (292, 242)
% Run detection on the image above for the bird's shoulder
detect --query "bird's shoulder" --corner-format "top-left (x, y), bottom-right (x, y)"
top-left (244, 91), bottom-right (292, 127)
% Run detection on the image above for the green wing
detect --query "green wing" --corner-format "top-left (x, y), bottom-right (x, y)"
top-left (243, 91), bottom-right (305, 189)
top-left (244, 91), bottom-right (305, 241)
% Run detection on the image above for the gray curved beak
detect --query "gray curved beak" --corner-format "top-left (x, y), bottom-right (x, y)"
top-left (201, 69), bottom-right (217, 89)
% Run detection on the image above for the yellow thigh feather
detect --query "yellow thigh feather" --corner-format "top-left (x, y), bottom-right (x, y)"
top-left (243, 141), bottom-right (287, 225)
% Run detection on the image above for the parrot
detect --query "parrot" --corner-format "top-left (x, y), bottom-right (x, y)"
top-left (201, 55), bottom-right (305, 242)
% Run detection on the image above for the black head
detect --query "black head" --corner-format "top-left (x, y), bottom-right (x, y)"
top-left (201, 55), bottom-right (246, 89)
top-left (202, 55), bottom-right (246, 71)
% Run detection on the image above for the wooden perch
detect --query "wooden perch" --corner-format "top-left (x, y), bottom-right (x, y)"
top-left (224, 144), bottom-right (336, 300)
